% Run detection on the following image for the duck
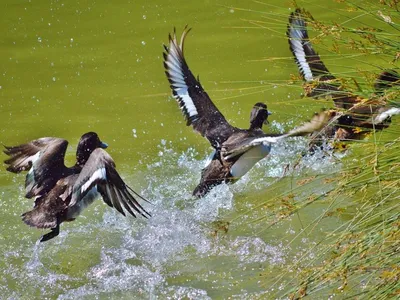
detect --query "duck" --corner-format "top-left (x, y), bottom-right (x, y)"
top-left (163, 27), bottom-right (332, 197)
top-left (374, 69), bottom-right (400, 95)
top-left (287, 8), bottom-right (400, 143)
top-left (4, 132), bottom-right (150, 242)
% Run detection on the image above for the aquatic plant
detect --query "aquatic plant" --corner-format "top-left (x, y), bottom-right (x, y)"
top-left (239, 1), bottom-right (400, 298)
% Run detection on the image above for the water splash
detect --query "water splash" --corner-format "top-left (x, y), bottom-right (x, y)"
top-left (1, 134), bottom-right (343, 299)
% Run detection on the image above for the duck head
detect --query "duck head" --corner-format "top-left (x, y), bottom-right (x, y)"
top-left (76, 132), bottom-right (108, 167)
top-left (249, 102), bottom-right (272, 130)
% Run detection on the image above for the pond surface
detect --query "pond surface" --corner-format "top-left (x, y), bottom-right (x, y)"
top-left (0, 0), bottom-right (397, 299)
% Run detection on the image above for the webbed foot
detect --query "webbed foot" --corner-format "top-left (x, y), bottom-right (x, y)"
top-left (40, 225), bottom-right (60, 242)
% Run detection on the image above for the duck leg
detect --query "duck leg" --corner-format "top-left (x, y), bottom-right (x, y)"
top-left (40, 225), bottom-right (60, 242)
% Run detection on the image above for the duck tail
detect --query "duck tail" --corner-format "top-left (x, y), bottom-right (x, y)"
top-left (21, 208), bottom-right (58, 229)
top-left (193, 179), bottom-right (225, 198)
top-left (374, 69), bottom-right (400, 94)
top-left (193, 183), bottom-right (212, 198)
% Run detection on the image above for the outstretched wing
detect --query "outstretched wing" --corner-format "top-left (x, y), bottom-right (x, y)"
top-left (21, 179), bottom-right (71, 229)
top-left (70, 149), bottom-right (150, 218)
top-left (222, 110), bottom-right (333, 160)
top-left (287, 9), bottom-right (359, 109)
top-left (163, 27), bottom-right (236, 148)
top-left (4, 137), bottom-right (68, 198)
top-left (287, 8), bottom-right (334, 82)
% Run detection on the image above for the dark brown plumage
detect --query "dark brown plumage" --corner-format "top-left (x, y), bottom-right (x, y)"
top-left (4, 132), bottom-right (150, 242)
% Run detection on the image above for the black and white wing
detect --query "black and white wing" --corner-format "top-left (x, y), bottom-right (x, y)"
top-left (163, 27), bottom-right (236, 148)
top-left (287, 9), bottom-right (359, 109)
top-left (287, 8), bottom-right (334, 82)
top-left (222, 110), bottom-right (333, 160)
top-left (70, 148), bottom-right (150, 218)
top-left (4, 137), bottom-right (69, 198)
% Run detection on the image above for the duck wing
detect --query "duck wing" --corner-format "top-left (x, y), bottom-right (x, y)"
top-left (222, 110), bottom-right (333, 160)
top-left (70, 148), bottom-right (150, 218)
top-left (374, 69), bottom-right (400, 94)
top-left (287, 9), bottom-right (359, 109)
top-left (287, 9), bottom-right (334, 83)
top-left (346, 100), bottom-right (400, 128)
top-left (163, 27), bottom-right (236, 148)
top-left (21, 178), bottom-right (73, 229)
top-left (4, 137), bottom-right (69, 198)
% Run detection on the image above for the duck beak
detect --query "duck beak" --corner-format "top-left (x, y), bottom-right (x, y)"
top-left (100, 141), bottom-right (108, 149)
top-left (264, 110), bottom-right (272, 125)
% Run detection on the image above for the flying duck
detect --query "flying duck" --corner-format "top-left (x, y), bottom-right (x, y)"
top-left (4, 132), bottom-right (150, 242)
top-left (287, 8), bottom-right (400, 142)
top-left (163, 27), bottom-right (332, 197)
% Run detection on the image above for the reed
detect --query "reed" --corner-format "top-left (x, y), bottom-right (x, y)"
top-left (241, 1), bottom-right (400, 298)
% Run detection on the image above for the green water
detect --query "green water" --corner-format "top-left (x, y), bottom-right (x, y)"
top-left (0, 0), bottom-right (398, 299)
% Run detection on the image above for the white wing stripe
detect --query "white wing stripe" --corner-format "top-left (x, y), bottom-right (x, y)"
top-left (165, 61), bottom-right (182, 76)
top-left (250, 136), bottom-right (280, 145)
top-left (175, 90), bottom-right (198, 117)
top-left (289, 23), bottom-right (314, 81)
top-left (165, 37), bottom-right (199, 119)
top-left (167, 64), bottom-right (186, 84)
top-left (81, 167), bottom-right (107, 194)
top-left (169, 76), bottom-right (186, 86)
top-left (28, 151), bottom-right (41, 174)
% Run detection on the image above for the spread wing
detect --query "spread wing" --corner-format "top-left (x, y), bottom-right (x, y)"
top-left (222, 110), bottom-right (333, 160)
top-left (287, 8), bottom-right (334, 83)
top-left (21, 179), bottom-right (73, 229)
top-left (4, 137), bottom-right (68, 198)
top-left (287, 9), bottom-right (361, 109)
top-left (70, 148), bottom-right (150, 218)
top-left (163, 27), bottom-right (236, 148)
